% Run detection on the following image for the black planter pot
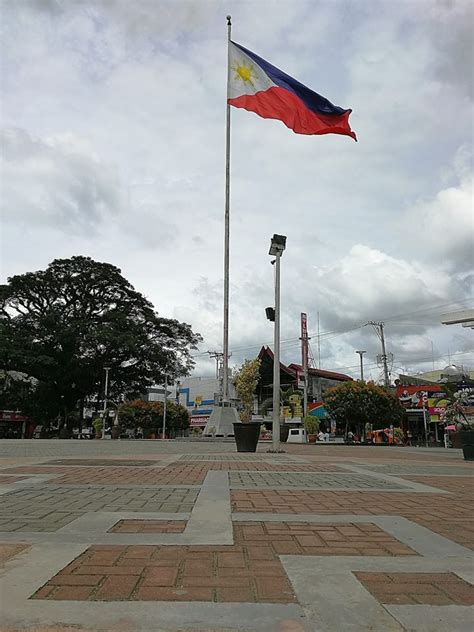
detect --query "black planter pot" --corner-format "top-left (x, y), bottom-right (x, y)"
top-left (111, 426), bottom-right (121, 440)
top-left (459, 430), bottom-right (474, 460)
top-left (458, 430), bottom-right (474, 444)
top-left (280, 424), bottom-right (290, 443)
top-left (462, 445), bottom-right (474, 461)
top-left (59, 427), bottom-right (71, 439)
top-left (233, 422), bottom-right (261, 452)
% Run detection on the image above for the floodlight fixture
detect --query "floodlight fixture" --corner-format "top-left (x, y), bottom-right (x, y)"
top-left (269, 234), bottom-right (287, 256)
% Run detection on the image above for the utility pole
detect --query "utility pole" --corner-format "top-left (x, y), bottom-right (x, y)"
top-left (300, 313), bottom-right (310, 417)
top-left (102, 367), bottom-right (110, 440)
top-left (379, 323), bottom-right (390, 387)
top-left (368, 321), bottom-right (390, 387)
top-left (317, 311), bottom-right (321, 369)
top-left (356, 350), bottom-right (366, 381)
top-left (207, 351), bottom-right (224, 379)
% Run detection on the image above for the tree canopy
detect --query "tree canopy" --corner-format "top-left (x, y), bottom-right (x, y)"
top-left (0, 256), bottom-right (202, 424)
top-left (324, 381), bottom-right (404, 430)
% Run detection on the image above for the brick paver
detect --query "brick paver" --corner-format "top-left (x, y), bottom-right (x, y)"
top-left (31, 541), bottom-right (296, 603)
top-left (402, 475), bottom-right (474, 493)
top-left (355, 571), bottom-right (474, 605)
top-left (1, 485), bottom-right (198, 512)
top-left (283, 444), bottom-right (464, 460)
top-left (50, 463), bottom-right (342, 485)
top-left (0, 511), bottom-right (83, 532)
top-left (1, 466), bottom-right (74, 475)
top-left (0, 486), bottom-right (198, 532)
top-left (232, 489), bottom-right (473, 520)
top-left (44, 459), bottom-right (159, 466)
top-left (234, 521), bottom-right (416, 556)
top-left (50, 465), bottom-right (207, 486)
top-left (2, 441), bottom-right (473, 631)
top-left (3, 462), bottom-right (346, 487)
top-left (0, 543), bottom-right (30, 566)
top-left (0, 475), bottom-right (29, 484)
top-left (411, 518), bottom-right (474, 550)
top-left (364, 465), bottom-right (474, 476)
top-left (32, 521), bottom-right (414, 602)
top-left (109, 520), bottom-right (187, 534)
top-left (229, 472), bottom-right (405, 489)
top-left (178, 454), bottom-right (294, 461)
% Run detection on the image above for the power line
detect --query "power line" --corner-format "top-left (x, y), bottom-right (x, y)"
top-left (324, 349), bottom-right (474, 373)
top-left (190, 298), bottom-right (473, 361)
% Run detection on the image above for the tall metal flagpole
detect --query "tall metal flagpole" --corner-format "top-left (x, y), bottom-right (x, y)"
top-left (222, 15), bottom-right (232, 404)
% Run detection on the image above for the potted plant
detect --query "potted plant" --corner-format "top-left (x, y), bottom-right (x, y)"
top-left (233, 358), bottom-right (261, 452)
top-left (455, 420), bottom-right (474, 461)
top-left (280, 423), bottom-right (290, 443)
top-left (304, 416), bottom-right (319, 443)
top-left (393, 427), bottom-right (405, 445)
top-left (92, 417), bottom-right (103, 439)
top-left (111, 415), bottom-right (121, 440)
top-left (445, 389), bottom-right (474, 460)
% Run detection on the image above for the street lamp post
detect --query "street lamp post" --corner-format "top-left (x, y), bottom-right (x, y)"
top-left (269, 234), bottom-right (287, 453)
top-left (356, 350), bottom-right (366, 381)
top-left (162, 375), bottom-right (167, 440)
top-left (102, 367), bottom-right (110, 440)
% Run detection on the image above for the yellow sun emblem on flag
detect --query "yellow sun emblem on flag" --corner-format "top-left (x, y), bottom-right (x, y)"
top-left (232, 60), bottom-right (257, 87)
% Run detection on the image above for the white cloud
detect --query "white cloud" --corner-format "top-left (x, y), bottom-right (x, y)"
top-left (1, 127), bottom-right (123, 232)
top-left (405, 156), bottom-right (473, 272)
top-left (1, 0), bottom-right (473, 380)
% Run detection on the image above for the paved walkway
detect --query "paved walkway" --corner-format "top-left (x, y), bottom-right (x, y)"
top-left (0, 440), bottom-right (472, 631)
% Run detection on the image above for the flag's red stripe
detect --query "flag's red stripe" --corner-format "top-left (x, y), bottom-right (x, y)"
top-left (228, 86), bottom-right (357, 140)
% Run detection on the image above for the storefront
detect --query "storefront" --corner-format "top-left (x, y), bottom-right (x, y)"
top-left (0, 411), bottom-right (30, 439)
top-left (396, 385), bottom-right (448, 444)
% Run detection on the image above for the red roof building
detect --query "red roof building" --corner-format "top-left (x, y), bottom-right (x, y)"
top-left (257, 346), bottom-right (352, 405)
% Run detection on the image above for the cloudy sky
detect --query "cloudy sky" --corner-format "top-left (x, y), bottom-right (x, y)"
top-left (1, 0), bottom-right (473, 382)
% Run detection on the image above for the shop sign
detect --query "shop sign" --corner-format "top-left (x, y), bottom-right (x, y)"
top-left (190, 415), bottom-right (209, 427)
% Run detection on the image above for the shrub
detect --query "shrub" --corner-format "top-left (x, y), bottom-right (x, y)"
top-left (304, 416), bottom-right (320, 434)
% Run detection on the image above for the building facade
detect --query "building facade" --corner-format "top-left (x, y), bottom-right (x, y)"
top-left (256, 346), bottom-right (353, 416)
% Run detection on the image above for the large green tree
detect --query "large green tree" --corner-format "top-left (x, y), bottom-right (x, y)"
top-left (324, 380), bottom-right (404, 435)
top-left (0, 256), bottom-right (202, 426)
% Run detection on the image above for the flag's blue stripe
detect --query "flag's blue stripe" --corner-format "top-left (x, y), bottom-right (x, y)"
top-left (233, 41), bottom-right (349, 117)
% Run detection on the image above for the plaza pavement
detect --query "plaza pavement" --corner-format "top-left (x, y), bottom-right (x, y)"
top-left (0, 439), bottom-right (472, 632)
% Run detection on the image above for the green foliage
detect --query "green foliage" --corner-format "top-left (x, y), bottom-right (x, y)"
top-left (92, 417), bottom-right (103, 431)
top-left (234, 358), bottom-right (261, 423)
top-left (303, 415), bottom-right (320, 434)
top-left (393, 427), bottom-right (405, 443)
top-left (118, 399), bottom-right (189, 432)
top-left (0, 372), bottom-right (59, 426)
top-left (0, 257), bottom-right (202, 424)
top-left (324, 381), bottom-right (404, 428)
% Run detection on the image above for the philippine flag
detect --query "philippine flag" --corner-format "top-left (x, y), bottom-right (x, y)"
top-left (228, 41), bottom-right (357, 140)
